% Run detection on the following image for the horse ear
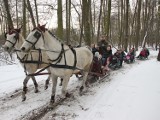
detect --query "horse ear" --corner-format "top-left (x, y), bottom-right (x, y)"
top-left (43, 22), bottom-right (47, 27)
top-left (17, 26), bottom-right (22, 33)
top-left (4, 32), bottom-right (7, 39)
top-left (8, 26), bottom-right (11, 33)
top-left (38, 24), bottom-right (41, 27)
top-left (19, 25), bottom-right (23, 30)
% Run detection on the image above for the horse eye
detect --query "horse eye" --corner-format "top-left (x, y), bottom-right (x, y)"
top-left (14, 35), bottom-right (17, 39)
top-left (14, 33), bottom-right (19, 39)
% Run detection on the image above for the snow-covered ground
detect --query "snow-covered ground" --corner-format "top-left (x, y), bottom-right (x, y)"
top-left (0, 50), bottom-right (160, 120)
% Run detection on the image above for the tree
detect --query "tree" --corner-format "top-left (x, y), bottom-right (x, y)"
top-left (82, 0), bottom-right (91, 46)
top-left (156, 0), bottom-right (160, 50)
top-left (16, 0), bottom-right (18, 27)
top-left (105, 0), bottom-right (111, 40)
top-left (97, 0), bottom-right (103, 42)
top-left (124, 0), bottom-right (129, 51)
top-left (26, 0), bottom-right (36, 28)
top-left (3, 0), bottom-right (13, 29)
top-left (34, 0), bottom-right (39, 25)
top-left (135, 0), bottom-right (142, 50)
top-left (22, 0), bottom-right (26, 38)
top-left (57, 0), bottom-right (63, 40)
top-left (66, 0), bottom-right (71, 44)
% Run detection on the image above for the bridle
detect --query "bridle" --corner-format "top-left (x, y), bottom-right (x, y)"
top-left (5, 30), bottom-right (19, 48)
top-left (25, 27), bottom-right (44, 49)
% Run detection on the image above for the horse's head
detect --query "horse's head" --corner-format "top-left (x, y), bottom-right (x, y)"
top-left (21, 24), bottom-right (46, 52)
top-left (2, 28), bottom-right (21, 53)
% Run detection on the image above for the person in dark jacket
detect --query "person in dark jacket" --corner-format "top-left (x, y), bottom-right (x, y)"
top-left (97, 35), bottom-right (108, 56)
top-left (102, 45), bottom-right (112, 71)
top-left (91, 44), bottom-right (98, 55)
top-left (112, 49), bottom-right (124, 67)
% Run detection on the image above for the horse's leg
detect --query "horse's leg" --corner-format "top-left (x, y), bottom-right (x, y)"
top-left (45, 69), bottom-right (51, 90)
top-left (61, 76), bottom-right (70, 97)
top-left (50, 74), bottom-right (58, 103)
top-left (59, 78), bottom-right (63, 86)
top-left (79, 71), bottom-right (88, 93)
top-left (31, 76), bottom-right (39, 93)
top-left (22, 76), bottom-right (30, 101)
top-left (44, 75), bottom-right (50, 90)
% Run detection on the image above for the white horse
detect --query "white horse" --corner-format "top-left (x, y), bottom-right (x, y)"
top-left (2, 28), bottom-right (51, 101)
top-left (21, 24), bottom-right (93, 103)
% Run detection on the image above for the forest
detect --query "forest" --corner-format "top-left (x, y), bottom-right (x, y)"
top-left (0, 0), bottom-right (160, 51)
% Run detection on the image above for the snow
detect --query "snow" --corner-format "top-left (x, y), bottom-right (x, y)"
top-left (80, 59), bottom-right (160, 120)
top-left (0, 50), bottom-right (160, 120)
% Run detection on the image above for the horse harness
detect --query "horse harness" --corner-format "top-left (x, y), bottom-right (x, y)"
top-left (22, 28), bottom-right (78, 76)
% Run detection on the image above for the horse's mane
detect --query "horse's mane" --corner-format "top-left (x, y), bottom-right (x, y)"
top-left (34, 24), bottom-right (73, 47)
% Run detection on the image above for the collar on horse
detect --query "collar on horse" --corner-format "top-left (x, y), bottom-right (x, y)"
top-left (48, 43), bottom-right (77, 70)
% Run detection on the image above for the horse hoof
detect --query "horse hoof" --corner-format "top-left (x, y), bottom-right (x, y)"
top-left (44, 86), bottom-right (48, 90)
top-left (50, 99), bottom-right (55, 104)
top-left (79, 86), bottom-right (84, 92)
top-left (22, 97), bottom-right (26, 102)
top-left (23, 88), bottom-right (28, 94)
top-left (59, 83), bottom-right (62, 86)
top-left (66, 92), bottom-right (71, 98)
top-left (35, 89), bottom-right (39, 93)
top-left (48, 103), bottom-right (55, 110)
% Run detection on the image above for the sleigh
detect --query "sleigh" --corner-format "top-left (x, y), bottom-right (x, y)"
top-left (87, 57), bottom-right (109, 83)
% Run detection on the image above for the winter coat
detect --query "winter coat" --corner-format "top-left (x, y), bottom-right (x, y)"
top-left (91, 57), bottom-right (102, 74)
top-left (103, 50), bottom-right (112, 58)
top-left (92, 47), bottom-right (98, 55)
top-left (97, 40), bottom-right (108, 54)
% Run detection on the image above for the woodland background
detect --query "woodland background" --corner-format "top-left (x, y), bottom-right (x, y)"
top-left (0, 0), bottom-right (160, 52)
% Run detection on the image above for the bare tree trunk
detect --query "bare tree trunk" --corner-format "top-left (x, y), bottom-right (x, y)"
top-left (16, 0), bottom-right (18, 27)
top-left (26, 0), bottom-right (36, 28)
top-left (57, 0), bottom-right (63, 40)
top-left (118, 0), bottom-right (124, 48)
top-left (156, 0), bottom-right (160, 50)
top-left (135, 0), bottom-right (142, 50)
top-left (89, 0), bottom-right (94, 42)
top-left (82, 0), bottom-right (91, 46)
top-left (97, 0), bottom-right (103, 42)
top-left (105, 0), bottom-right (111, 40)
top-left (22, 0), bottom-right (26, 38)
top-left (3, 0), bottom-right (13, 29)
top-left (66, 0), bottom-right (71, 44)
top-left (124, 0), bottom-right (129, 51)
top-left (34, 0), bottom-right (39, 25)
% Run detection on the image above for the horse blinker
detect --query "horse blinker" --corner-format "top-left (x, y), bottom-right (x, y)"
top-left (34, 31), bottom-right (41, 39)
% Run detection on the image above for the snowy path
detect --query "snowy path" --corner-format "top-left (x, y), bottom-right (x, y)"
top-left (77, 59), bottom-right (160, 120)
top-left (0, 50), bottom-right (160, 120)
